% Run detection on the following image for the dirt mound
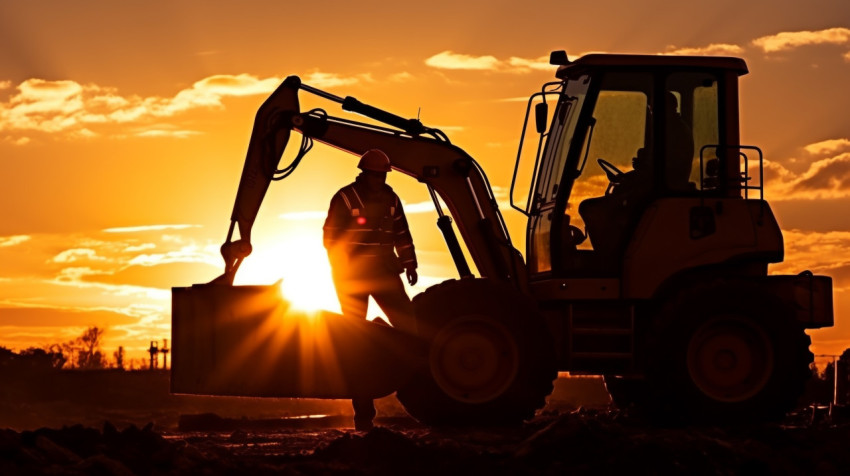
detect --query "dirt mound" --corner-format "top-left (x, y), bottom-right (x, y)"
top-left (4, 410), bottom-right (849, 475)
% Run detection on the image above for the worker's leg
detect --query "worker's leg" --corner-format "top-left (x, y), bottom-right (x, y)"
top-left (352, 398), bottom-right (376, 431)
top-left (333, 266), bottom-right (377, 430)
top-left (331, 271), bottom-right (370, 320)
top-left (337, 289), bottom-right (369, 320)
top-left (371, 273), bottom-right (416, 333)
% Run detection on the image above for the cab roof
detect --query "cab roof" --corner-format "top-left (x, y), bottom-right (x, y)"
top-left (555, 54), bottom-right (749, 78)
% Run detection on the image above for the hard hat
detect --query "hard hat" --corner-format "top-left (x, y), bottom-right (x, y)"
top-left (357, 149), bottom-right (392, 173)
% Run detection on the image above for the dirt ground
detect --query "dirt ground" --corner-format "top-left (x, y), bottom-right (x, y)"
top-left (2, 371), bottom-right (849, 475)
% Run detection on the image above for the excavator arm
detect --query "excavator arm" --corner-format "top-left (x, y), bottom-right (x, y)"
top-left (218, 75), bottom-right (527, 289)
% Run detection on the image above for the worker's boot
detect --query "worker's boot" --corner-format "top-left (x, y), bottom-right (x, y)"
top-left (354, 417), bottom-right (374, 432)
top-left (352, 398), bottom-right (376, 431)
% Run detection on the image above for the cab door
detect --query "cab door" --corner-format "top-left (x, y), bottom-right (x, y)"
top-left (525, 76), bottom-right (590, 275)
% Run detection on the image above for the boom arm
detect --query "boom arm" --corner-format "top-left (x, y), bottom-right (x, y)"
top-left (217, 76), bottom-right (526, 289)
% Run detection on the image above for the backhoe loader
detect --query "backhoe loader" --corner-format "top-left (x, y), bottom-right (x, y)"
top-left (172, 51), bottom-right (834, 425)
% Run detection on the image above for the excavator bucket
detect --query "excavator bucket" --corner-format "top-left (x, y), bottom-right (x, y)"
top-left (171, 283), bottom-right (426, 399)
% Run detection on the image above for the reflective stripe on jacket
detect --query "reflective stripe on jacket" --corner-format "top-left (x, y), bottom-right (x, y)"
top-left (323, 177), bottom-right (417, 270)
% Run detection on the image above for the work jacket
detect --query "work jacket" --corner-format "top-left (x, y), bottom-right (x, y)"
top-left (323, 175), bottom-right (417, 273)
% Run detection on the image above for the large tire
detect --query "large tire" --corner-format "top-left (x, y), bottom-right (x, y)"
top-left (643, 283), bottom-right (813, 424)
top-left (397, 278), bottom-right (557, 426)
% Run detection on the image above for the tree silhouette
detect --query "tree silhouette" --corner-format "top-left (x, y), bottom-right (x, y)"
top-left (75, 326), bottom-right (106, 369)
top-left (20, 347), bottom-right (66, 370)
top-left (59, 326), bottom-right (108, 369)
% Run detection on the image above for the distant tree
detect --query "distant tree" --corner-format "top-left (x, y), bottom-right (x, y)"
top-left (838, 349), bottom-right (850, 405)
top-left (799, 361), bottom-right (834, 406)
top-left (44, 344), bottom-right (68, 368)
top-left (0, 346), bottom-right (14, 363)
top-left (823, 362), bottom-right (835, 384)
top-left (20, 347), bottom-right (66, 370)
top-left (55, 326), bottom-right (108, 369)
top-left (75, 326), bottom-right (107, 369)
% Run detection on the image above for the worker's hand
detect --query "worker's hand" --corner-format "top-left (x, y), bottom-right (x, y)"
top-left (406, 268), bottom-right (418, 286)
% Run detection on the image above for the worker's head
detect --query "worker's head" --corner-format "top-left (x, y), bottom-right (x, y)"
top-left (358, 149), bottom-right (392, 173)
top-left (358, 149), bottom-right (390, 191)
top-left (666, 91), bottom-right (680, 115)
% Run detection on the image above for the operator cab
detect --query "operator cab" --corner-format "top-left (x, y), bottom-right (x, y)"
top-left (513, 54), bottom-right (749, 278)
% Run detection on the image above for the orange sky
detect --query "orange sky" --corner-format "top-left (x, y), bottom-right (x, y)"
top-left (2, 0), bottom-right (850, 365)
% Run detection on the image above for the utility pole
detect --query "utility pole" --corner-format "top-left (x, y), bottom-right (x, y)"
top-left (149, 341), bottom-right (159, 370)
top-left (160, 339), bottom-right (170, 370)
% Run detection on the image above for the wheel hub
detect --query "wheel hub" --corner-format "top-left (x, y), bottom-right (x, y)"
top-left (429, 316), bottom-right (519, 404)
top-left (687, 316), bottom-right (774, 403)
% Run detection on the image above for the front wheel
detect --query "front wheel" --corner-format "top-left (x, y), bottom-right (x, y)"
top-left (645, 284), bottom-right (813, 424)
top-left (397, 279), bottom-right (557, 426)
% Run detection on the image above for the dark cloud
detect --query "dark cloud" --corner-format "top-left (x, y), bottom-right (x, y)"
top-left (792, 156), bottom-right (850, 192)
top-left (83, 261), bottom-right (221, 289)
top-left (0, 307), bottom-right (137, 328)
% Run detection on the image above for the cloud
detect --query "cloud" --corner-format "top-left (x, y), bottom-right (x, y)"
top-left (425, 51), bottom-right (550, 73)
top-left (506, 56), bottom-right (553, 71)
top-left (665, 44), bottom-right (745, 56)
top-left (0, 235), bottom-right (30, 247)
top-left (126, 245), bottom-right (218, 267)
top-left (0, 70), bottom-right (379, 140)
top-left (752, 27), bottom-right (850, 53)
top-left (51, 248), bottom-right (103, 264)
top-left (3, 135), bottom-right (30, 145)
top-left (426, 51), bottom-right (501, 70)
top-left (23, 227), bottom-right (220, 286)
top-left (0, 227), bottom-right (210, 354)
top-left (0, 74), bottom-right (282, 138)
top-left (122, 243), bottom-right (155, 253)
top-left (785, 153), bottom-right (850, 197)
top-left (192, 74), bottom-right (281, 97)
top-left (135, 129), bottom-right (202, 139)
top-left (803, 138), bottom-right (850, 156)
top-left (302, 71), bottom-right (372, 89)
top-left (85, 261), bottom-right (221, 289)
top-left (771, 229), bottom-right (850, 289)
top-left (761, 138), bottom-right (850, 200)
top-left (388, 72), bottom-right (414, 82)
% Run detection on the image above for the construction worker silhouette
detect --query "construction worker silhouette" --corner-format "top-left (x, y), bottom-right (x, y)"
top-left (323, 148), bottom-right (418, 431)
top-left (579, 147), bottom-right (653, 271)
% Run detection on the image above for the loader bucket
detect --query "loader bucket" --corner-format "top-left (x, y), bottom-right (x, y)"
top-left (171, 283), bottom-right (426, 399)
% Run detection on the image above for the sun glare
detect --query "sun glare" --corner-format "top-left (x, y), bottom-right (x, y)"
top-left (234, 231), bottom-right (340, 313)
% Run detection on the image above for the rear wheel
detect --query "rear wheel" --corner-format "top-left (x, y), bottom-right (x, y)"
top-left (397, 279), bottom-right (557, 426)
top-left (644, 284), bottom-right (812, 424)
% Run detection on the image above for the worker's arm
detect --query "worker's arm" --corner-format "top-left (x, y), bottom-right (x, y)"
top-left (392, 196), bottom-right (418, 285)
top-left (323, 192), bottom-right (350, 264)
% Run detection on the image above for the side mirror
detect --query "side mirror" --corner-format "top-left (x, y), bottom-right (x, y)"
top-left (535, 102), bottom-right (548, 134)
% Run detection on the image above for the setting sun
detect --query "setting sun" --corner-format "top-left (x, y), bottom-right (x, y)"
top-left (235, 231), bottom-right (341, 313)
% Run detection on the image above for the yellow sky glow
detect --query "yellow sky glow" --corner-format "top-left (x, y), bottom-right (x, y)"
top-left (1, 1), bottom-right (849, 364)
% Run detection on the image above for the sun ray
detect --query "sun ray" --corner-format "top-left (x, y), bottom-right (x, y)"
top-left (234, 230), bottom-right (341, 313)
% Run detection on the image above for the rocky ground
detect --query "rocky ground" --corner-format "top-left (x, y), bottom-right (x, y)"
top-left (3, 408), bottom-right (850, 475)
top-left (2, 371), bottom-right (849, 475)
